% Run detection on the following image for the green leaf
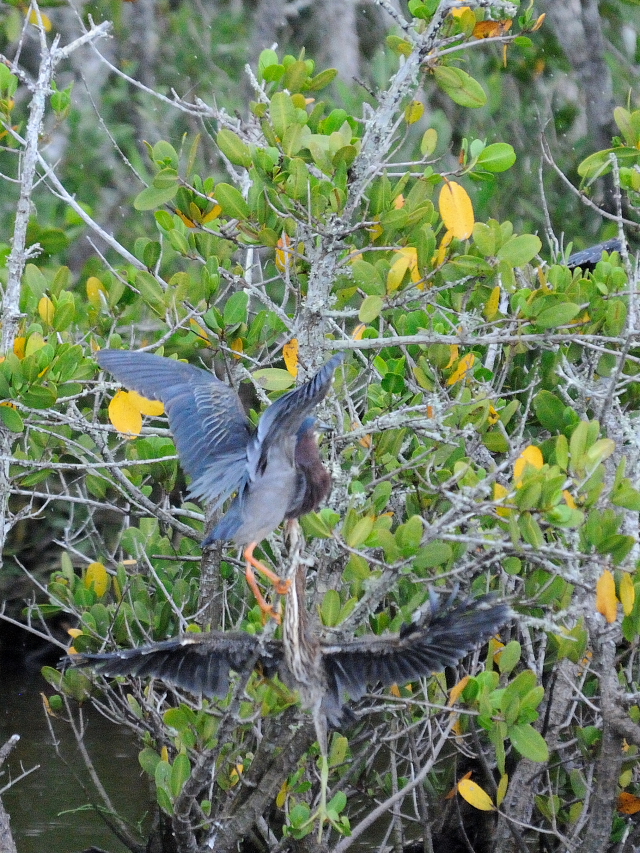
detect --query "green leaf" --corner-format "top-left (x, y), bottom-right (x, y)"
top-left (498, 641), bottom-right (521, 675)
top-left (321, 589), bottom-right (341, 626)
top-left (270, 91), bottom-right (297, 140)
top-left (306, 68), bottom-right (338, 91)
top-left (433, 66), bottom-right (487, 108)
top-left (395, 515), bottom-right (423, 555)
top-left (508, 723), bottom-right (549, 762)
top-left (217, 129), bottom-right (252, 168)
top-left (359, 295), bottom-right (384, 323)
top-left (345, 515), bottom-right (375, 548)
top-left (134, 184), bottom-right (178, 211)
top-left (223, 290), bottom-right (249, 326)
top-left (170, 753), bottom-right (191, 798)
top-left (135, 270), bottom-right (167, 313)
top-left (475, 143), bottom-right (516, 173)
top-left (139, 747), bottom-right (161, 777)
top-left (0, 406), bottom-right (24, 432)
top-left (152, 140), bottom-right (179, 169)
top-left (414, 540), bottom-right (452, 569)
top-left (496, 234), bottom-right (541, 266)
top-left (252, 368), bottom-right (296, 391)
top-left (533, 391), bottom-right (565, 432)
top-left (534, 302), bottom-right (581, 330)
top-left (214, 183), bottom-right (250, 220)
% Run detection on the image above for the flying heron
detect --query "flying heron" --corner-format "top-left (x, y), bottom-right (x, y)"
top-left (71, 536), bottom-right (511, 837)
top-left (95, 349), bottom-right (343, 618)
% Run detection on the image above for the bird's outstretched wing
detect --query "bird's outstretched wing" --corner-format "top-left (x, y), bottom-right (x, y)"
top-left (71, 631), bottom-right (283, 699)
top-left (320, 595), bottom-right (510, 723)
top-left (253, 353), bottom-right (344, 473)
top-left (96, 350), bottom-right (252, 507)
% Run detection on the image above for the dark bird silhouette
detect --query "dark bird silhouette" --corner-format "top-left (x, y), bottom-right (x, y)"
top-left (71, 544), bottom-right (511, 835)
top-left (566, 238), bottom-right (623, 271)
top-left (95, 349), bottom-right (343, 617)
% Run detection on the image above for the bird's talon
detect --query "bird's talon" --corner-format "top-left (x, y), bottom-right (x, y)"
top-left (260, 604), bottom-right (281, 625)
top-left (274, 578), bottom-right (292, 595)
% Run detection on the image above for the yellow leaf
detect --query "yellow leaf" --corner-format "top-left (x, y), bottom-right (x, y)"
top-left (38, 296), bottom-right (54, 325)
top-left (484, 285), bottom-right (501, 320)
top-left (352, 323), bottom-right (366, 340)
top-left (87, 277), bottom-right (108, 309)
top-left (27, 9), bottom-right (52, 30)
top-left (229, 763), bottom-right (244, 786)
top-left (458, 778), bottom-right (495, 811)
top-left (84, 561), bottom-right (110, 597)
top-left (283, 339), bottom-right (299, 377)
top-left (230, 338), bottom-right (244, 359)
top-left (563, 490), bottom-right (577, 509)
top-left (473, 18), bottom-right (512, 38)
top-left (448, 675), bottom-right (470, 706)
top-left (493, 482), bottom-right (510, 517)
top-left (490, 637), bottom-right (505, 664)
top-left (276, 780), bottom-right (289, 808)
top-left (496, 774), bottom-right (509, 807)
top-left (176, 210), bottom-right (197, 228)
top-left (394, 194), bottom-right (405, 209)
top-left (447, 770), bottom-right (471, 799)
top-left (532, 13), bottom-right (546, 31)
top-left (25, 333), bottom-right (46, 358)
top-left (618, 792), bottom-right (640, 815)
top-left (620, 572), bottom-right (635, 617)
top-left (41, 693), bottom-right (56, 716)
top-left (404, 100), bottom-right (425, 125)
top-left (514, 446), bottom-right (544, 483)
top-left (434, 229), bottom-right (453, 266)
top-left (128, 390), bottom-right (165, 417)
top-left (596, 569), bottom-right (618, 624)
top-left (488, 405), bottom-right (499, 425)
top-left (276, 233), bottom-right (293, 272)
top-left (389, 683), bottom-right (401, 698)
top-left (108, 390), bottom-right (143, 436)
top-left (13, 337), bottom-right (26, 359)
top-left (67, 628), bottom-right (83, 639)
top-left (189, 318), bottom-right (210, 341)
top-left (439, 181), bottom-right (474, 240)
top-left (445, 345), bottom-right (459, 368)
top-left (447, 353), bottom-right (475, 385)
top-left (368, 218), bottom-right (383, 240)
top-left (387, 247), bottom-right (421, 293)
top-left (450, 6), bottom-right (471, 16)
top-left (161, 746), bottom-right (169, 762)
top-left (202, 204), bottom-right (222, 224)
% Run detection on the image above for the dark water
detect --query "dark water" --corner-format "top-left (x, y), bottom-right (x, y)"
top-left (0, 667), bottom-right (149, 853)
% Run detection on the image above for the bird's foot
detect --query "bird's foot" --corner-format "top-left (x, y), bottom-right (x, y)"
top-left (244, 545), bottom-right (291, 596)
top-left (273, 577), bottom-right (292, 595)
top-left (245, 562), bottom-right (282, 623)
top-left (259, 602), bottom-right (281, 625)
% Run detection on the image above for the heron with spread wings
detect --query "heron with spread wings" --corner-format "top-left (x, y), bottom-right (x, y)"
top-left (71, 543), bottom-right (511, 837)
top-left (96, 349), bottom-right (343, 618)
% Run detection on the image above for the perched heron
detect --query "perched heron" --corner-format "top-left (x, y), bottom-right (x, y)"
top-left (95, 349), bottom-right (343, 618)
top-left (71, 537), bottom-right (511, 836)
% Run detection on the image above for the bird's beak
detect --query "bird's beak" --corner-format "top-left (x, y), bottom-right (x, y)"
top-left (315, 421), bottom-right (333, 432)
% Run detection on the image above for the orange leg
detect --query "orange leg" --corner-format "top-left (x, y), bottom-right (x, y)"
top-left (243, 543), bottom-right (291, 622)
top-left (244, 543), bottom-right (292, 594)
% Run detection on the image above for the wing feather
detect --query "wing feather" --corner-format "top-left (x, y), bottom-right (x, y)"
top-left (321, 595), bottom-right (510, 711)
top-left (72, 632), bottom-right (283, 699)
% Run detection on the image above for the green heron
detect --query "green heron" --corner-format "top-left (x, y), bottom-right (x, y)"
top-left (72, 536), bottom-right (511, 836)
top-left (96, 349), bottom-right (343, 617)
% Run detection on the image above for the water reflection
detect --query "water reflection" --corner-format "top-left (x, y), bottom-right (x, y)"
top-left (0, 667), bottom-right (148, 853)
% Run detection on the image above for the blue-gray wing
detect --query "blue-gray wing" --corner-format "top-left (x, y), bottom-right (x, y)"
top-left (320, 595), bottom-right (511, 724)
top-left (96, 350), bottom-right (252, 507)
top-left (254, 353), bottom-right (344, 472)
top-left (71, 632), bottom-right (283, 699)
